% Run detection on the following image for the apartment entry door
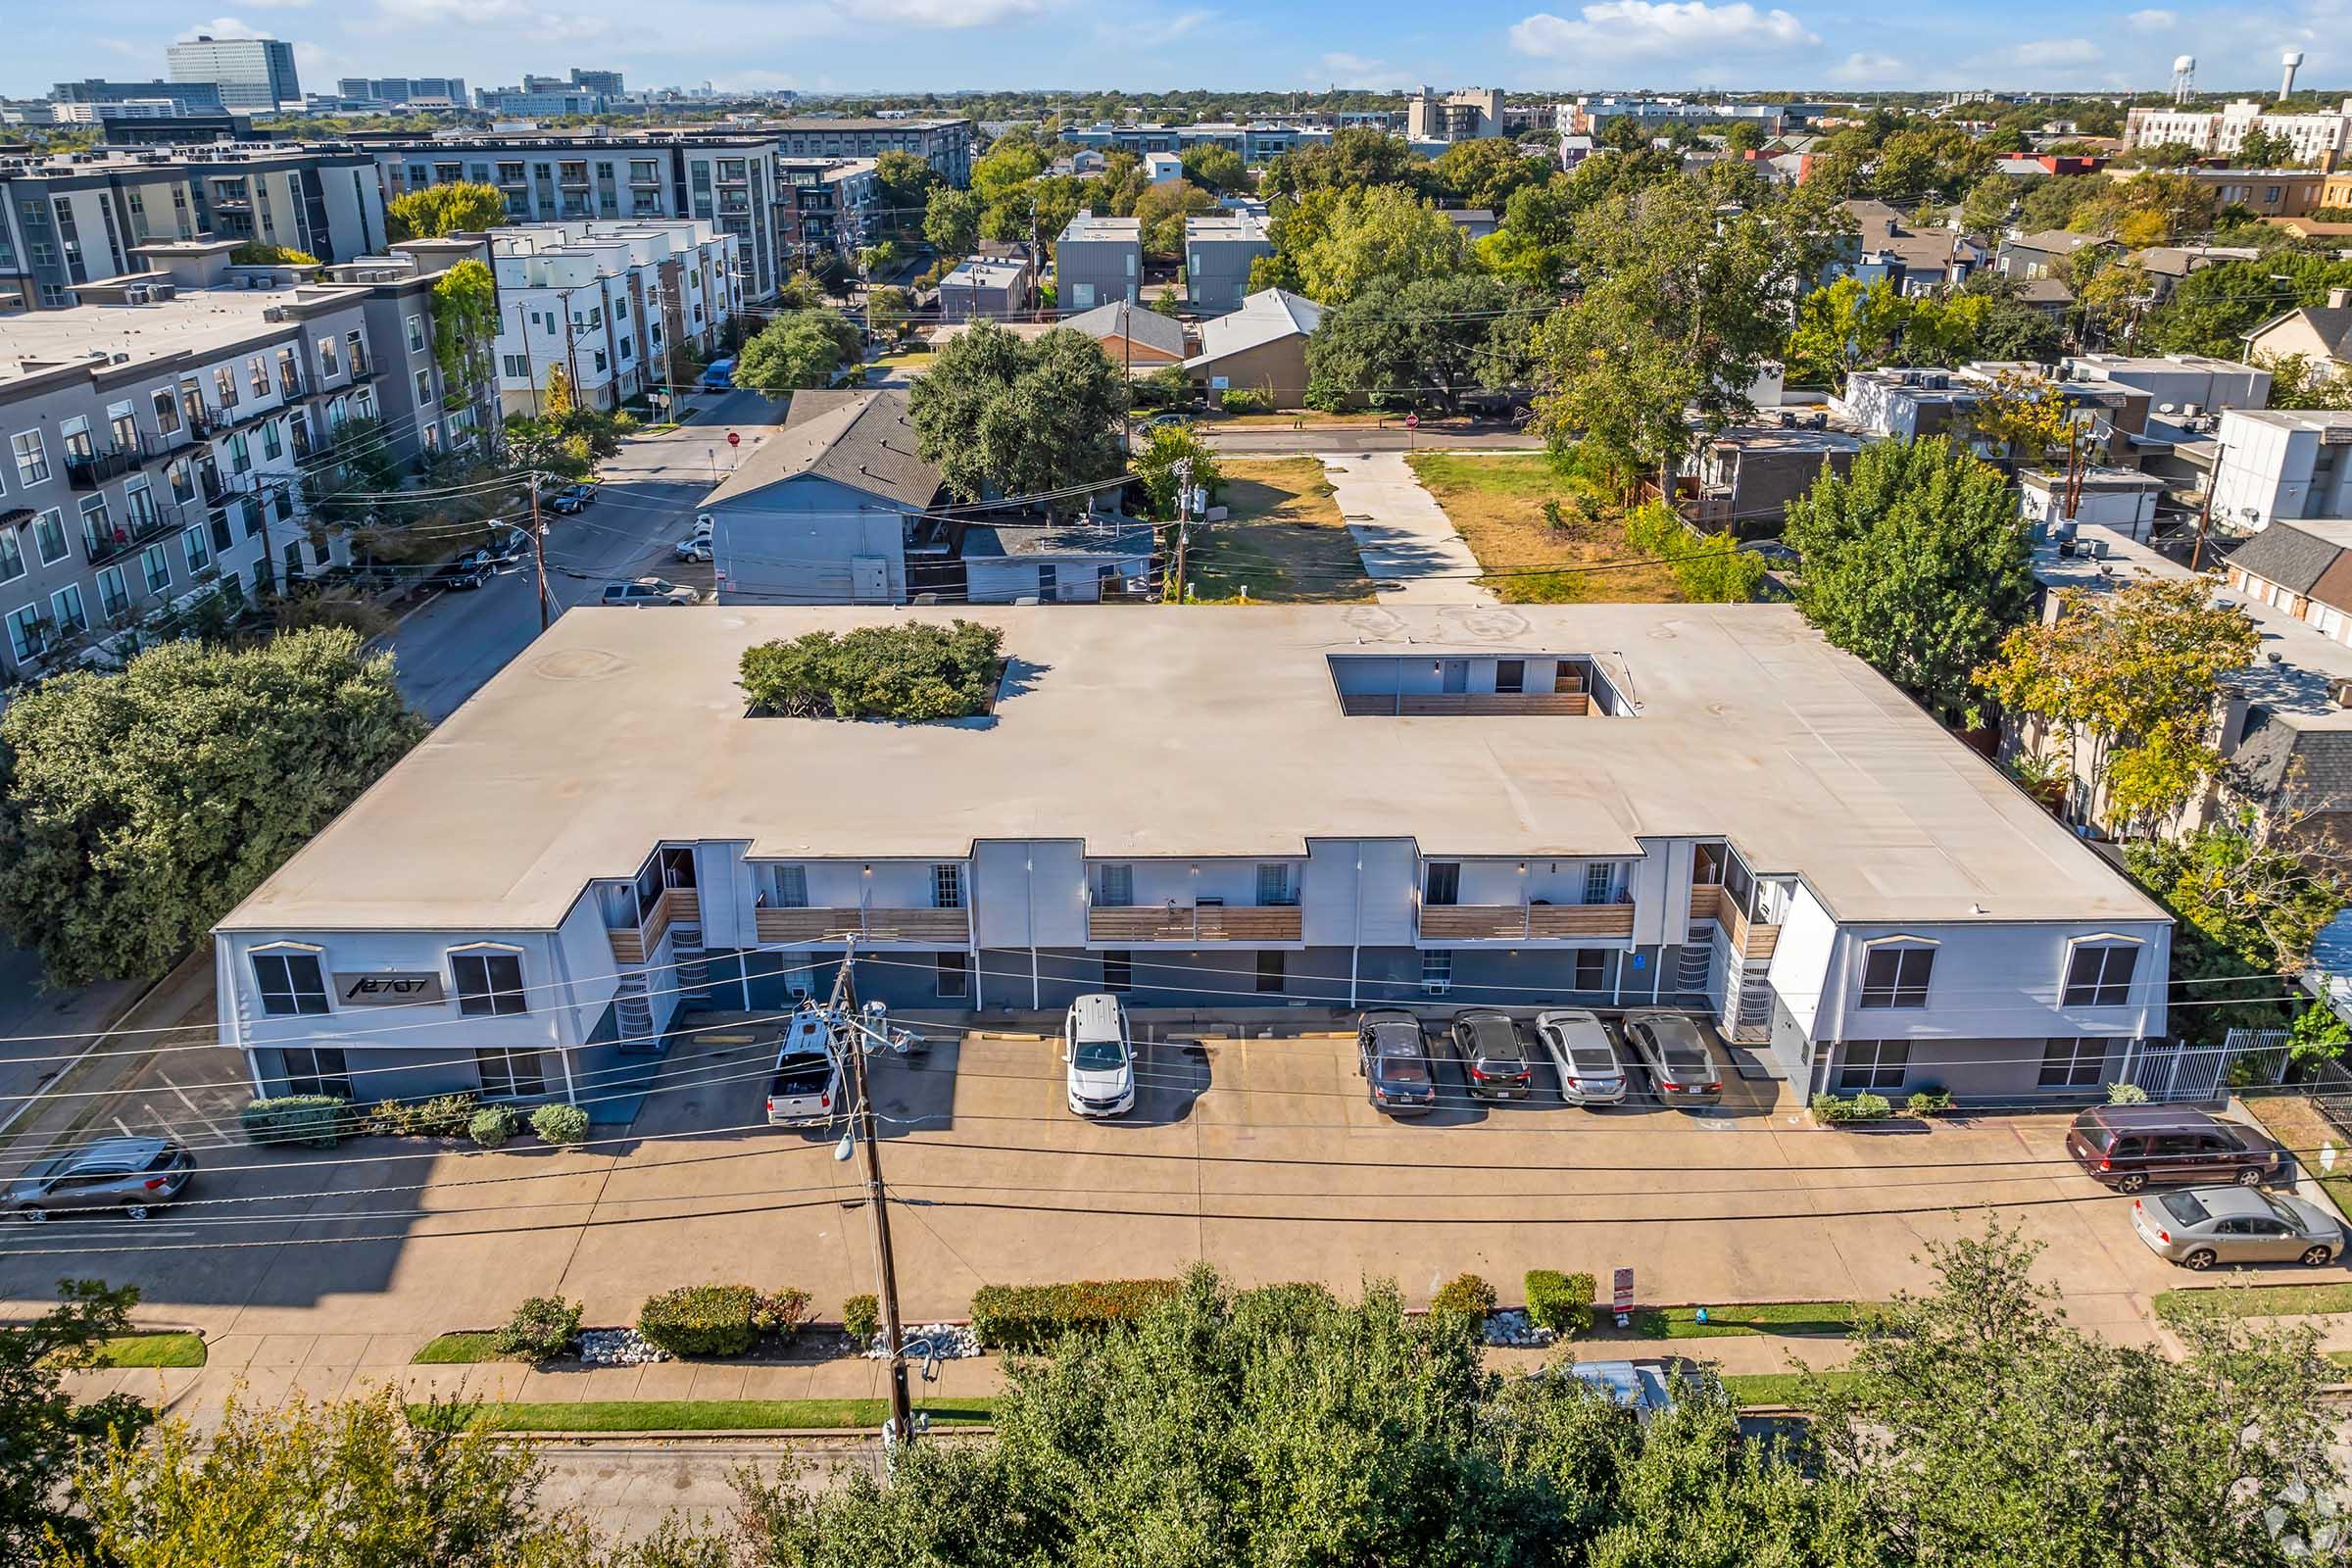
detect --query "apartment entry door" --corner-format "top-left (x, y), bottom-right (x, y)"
top-left (1440, 660), bottom-right (1468, 694)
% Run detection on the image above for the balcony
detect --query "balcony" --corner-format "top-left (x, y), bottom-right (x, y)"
top-left (1688, 884), bottom-right (1780, 960)
top-left (1086, 906), bottom-right (1303, 944)
top-left (81, 506), bottom-right (178, 569)
top-left (755, 906), bottom-right (971, 945)
top-left (1418, 904), bottom-right (1635, 942)
top-left (608, 886), bottom-right (699, 965)
top-left (1340, 691), bottom-right (1591, 717)
top-left (64, 447), bottom-right (138, 489)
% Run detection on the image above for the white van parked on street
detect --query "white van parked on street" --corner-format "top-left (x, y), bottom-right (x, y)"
top-left (1062, 993), bottom-right (1136, 1118)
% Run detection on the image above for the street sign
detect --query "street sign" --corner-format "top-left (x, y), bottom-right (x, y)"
top-left (727, 430), bottom-right (742, 447)
top-left (1612, 1267), bottom-right (1634, 1322)
top-left (1405, 413), bottom-right (1419, 429)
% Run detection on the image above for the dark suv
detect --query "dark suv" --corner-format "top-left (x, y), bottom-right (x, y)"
top-left (2066, 1104), bottom-right (2281, 1193)
top-left (1446, 1009), bottom-right (1534, 1102)
top-left (1356, 1009), bottom-right (1438, 1116)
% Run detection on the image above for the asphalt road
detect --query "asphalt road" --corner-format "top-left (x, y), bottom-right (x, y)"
top-left (531, 1438), bottom-right (888, 1544)
top-left (0, 946), bottom-right (135, 1133)
top-left (388, 388), bottom-right (784, 721)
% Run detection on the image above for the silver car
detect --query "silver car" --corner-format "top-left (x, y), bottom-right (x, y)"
top-left (6, 1136), bottom-right (194, 1222)
top-left (2131, 1185), bottom-right (2342, 1270)
top-left (1534, 1009), bottom-right (1627, 1105)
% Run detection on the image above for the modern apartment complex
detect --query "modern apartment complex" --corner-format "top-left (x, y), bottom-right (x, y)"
top-left (2126, 98), bottom-right (2352, 164)
top-left (51, 78), bottom-right (226, 115)
top-left (336, 78), bottom-right (468, 112)
top-left (489, 220), bottom-right (739, 416)
top-left (1184, 212), bottom-right (1272, 314)
top-left (768, 117), bottom-right (973, 184)
top-left (213, 606), bottom-right (2169, 1110)
top-left (167, 35), bottom-right (301, 114)
top-left (1058, 122), bottom-right (1335, 165)
top-left (1405, 87), bottom-right (1505, 142)
top-left (1054, 214), bottom-right (1140, 314)
top-left (0, 142), bottom-right (389, 312)
top-left (2209, 407), bottom-right (2352, 530)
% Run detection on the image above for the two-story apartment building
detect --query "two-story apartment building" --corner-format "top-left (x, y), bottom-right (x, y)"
top-left (213, 605), bottom-right (2171, 1113)
top-left (488, 220), bottom-right (738, 416)
top-left (2210, 407), bottom-right (2352, 531)
top-left (1184, 212), bottom-right (1272, 315)
top-left (1055, 214), bottom-right (1140, 315)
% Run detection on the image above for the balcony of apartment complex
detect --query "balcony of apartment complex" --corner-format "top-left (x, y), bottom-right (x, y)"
top-left (751, 860), bottom-right (971, 947)
top-left (80, 499), bottom-right (182, 569)
top-left (600, 847), bottom-right (700, 964)
top-left (1415, 858), bottom-right (1635, 943)
top-left (1328, 652), bottom-right (1628, 717)
top-left (558, 165), bottom-right (592, 189)
top-left (1688, 842), bottom-right (1786, 961)
top-left (64, 444), bottom-right (139, 490)
top-left (1083, 859), bottom-right (1303, 944)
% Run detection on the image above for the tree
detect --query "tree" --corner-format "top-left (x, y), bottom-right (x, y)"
top-left (1131, 423), bottom-right (1220, 520)
top-left (384, 181), bottom-right (508, 242)
top-left (2236, 124), bottom-right (2296, 167)
top-left (1432, 136), bottom-right (1549, 211)
top-left (1783, 436), bottom-right (2034, 716)
top-left (229, 241), bottom-right (319, 267)
top-left (1261, 127), bottom-right (1427, 202)
top-left (0, 629), bottom-right (424, 985)
top-left (1132, 178), bottom-right (1217, 259)
top-left (1622, 501), bottom-right (1764, 602)
top-left (540, 363), bottom-right (577, 419)
top-left (921, 186), bottom-right (982, 260)
top-left (1956, 272), bottom-right (2066, 362)
top-left (735, 311), bottom-right (861, 395)
top-left (1284, 183), bottom-right (1469, 304)
top-left (906, 321), bottom-right (1130, 512)
top-left (1976, 577), bottom-right (2260, 838)
top-left (2263, 351), bottom-right (2352, 411)
top-left (1472, 173), bottom-right (1579, 290)
top-left (1970, 368), bottom-right (2102, 515)
top-left (1179, 143), bottom-right (1247, 193)
top-left (1959, 174), bottom-right (2021, 235)
top-left (738, 621), bottom-right (1004, 720)
top-left (2145, 253), bottom-right (2352, 358)
top-left (427, 259), bottom-right (497, 412)
top-left (1723, 120), bottom-right (1766, 155)
top-left (866, 286), bottom-right (913, 341)
top-left (1783, 276), bottom-right (1909, 385)
top-left (1305, 273), bottom-right (1541, 413)
top-left (871, 149), bottom-right (942, 238)
top-left (2, 1281), bottom-right (150, 1564)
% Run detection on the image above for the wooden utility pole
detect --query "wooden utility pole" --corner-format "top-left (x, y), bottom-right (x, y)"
top-left (529, 476), bottom-right (551, 631)
top-left (830, 943), bottom-right (914, 1446)
top-left (1167, 456), bottom-right (1192, 605)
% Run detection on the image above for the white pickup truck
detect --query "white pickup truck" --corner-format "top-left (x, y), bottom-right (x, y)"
top-left (764, 1010), bottom-right (842, 1128)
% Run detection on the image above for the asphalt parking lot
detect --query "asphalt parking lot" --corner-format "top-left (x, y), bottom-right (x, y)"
top-left (2, 1014), bottom-right (2343, 1347)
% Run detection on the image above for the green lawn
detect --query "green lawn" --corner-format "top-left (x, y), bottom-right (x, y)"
top-left (1718, 1370), bottom-right (1864, 1409)
top-left (411, 1332), bottom-right (508, 1365)
top-left (429, 1397), bottom-right (1000, 1433)
top-left (1628, 1301), bottom-right (1872, 1340)
top-left (2155, 1281), bottom-right (2352, 1325)
top-left (63, 1332), bottom-right (208, 1369)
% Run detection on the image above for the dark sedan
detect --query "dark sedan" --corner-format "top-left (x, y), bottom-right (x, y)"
top-left (1447, 1009), bottom-right (1535, 1102)
top-left (547, 483), bottom-right (598, 514)
top-left (1356, 1009), bottom-right (1439, 1116)
top-left (1622, 1011), bottom-right (1723, 1105)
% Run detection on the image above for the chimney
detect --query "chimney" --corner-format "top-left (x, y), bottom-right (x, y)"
top-left (2331, 287), bottom-right (2351, 310)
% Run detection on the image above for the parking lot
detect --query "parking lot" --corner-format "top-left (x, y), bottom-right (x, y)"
top-left (2, 1011), bottom-right (2343, 1349)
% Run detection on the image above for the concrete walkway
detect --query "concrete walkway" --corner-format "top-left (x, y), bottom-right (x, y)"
top-left (1317, 451), bottom-right (1497, 606)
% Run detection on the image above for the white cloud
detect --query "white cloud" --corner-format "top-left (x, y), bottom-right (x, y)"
top-left (858, 0), bottom-right (1052, 26)
top-left (1829, 50), bottom-right (1904, 82)
top-left (1508, 0), bottom-right (1815, 59)
top-left (2009, 36), bottom-right (2102, 66)
top-left (174, 16), bottom-right (271, 39)
top-left (239, 0), bottom-right (316, 9)
top-left (2128, 8), bottom-right (2176, 25)
top-left (1105, 6), bottom-right (1212, 45)
top-left (1312, 51), bottom-right (1414, 89)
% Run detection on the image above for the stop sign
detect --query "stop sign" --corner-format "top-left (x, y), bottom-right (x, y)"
top-left (726, 430), bottom-right (741, 447)
top-left (1404, 413), bottom-right (1419, 429)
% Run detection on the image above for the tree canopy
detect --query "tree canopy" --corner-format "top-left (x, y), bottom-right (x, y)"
top-left (735, 311), bottom-right (862, 395)
top-left (0, 629), bottom-right (424, 985)
top-left (738, 620), bottom-right (1004, 720)
top-left (1273, 183), bottom-right (1470, 305)
top-left (3, 1281), bottom-right (151, 1564)
top-left (1306, 272), bottom-right (1540, 413)
top-left (384, 181), bottom-right (508, 242)
top-left (906, 321), bottom-right (1129, 510)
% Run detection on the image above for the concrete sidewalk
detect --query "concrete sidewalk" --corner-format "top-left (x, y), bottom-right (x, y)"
top-left (1319, 451), bottom-right (1497, 606)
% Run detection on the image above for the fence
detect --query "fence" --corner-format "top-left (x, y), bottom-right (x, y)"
top-left (2120, 1029), bottom-right (2292, 1103)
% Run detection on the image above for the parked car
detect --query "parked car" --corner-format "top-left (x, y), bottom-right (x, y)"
top-left (673, 514), bottom-right (715, 563)
top-left (1534, 1008), bottom-right (1628, 1105)
top-left (547, 482), bottom-right (598, 515)
top-left (1355, 1008), bottom-right (1439, 1116)
top-left (427, 558), bottom-right (491, 592)
top-left (2065, 1104), bottom-right (2281, 1194)
top-left (764, 1010), bottom-right (842, 1128)
top-left (1063, 992), bottom-right (1135, 1118)
top-left (2131, 1185), bottom-right (2341, 1270)
top-left (1621, 1012), bottom-right (1722, 1104)
top-left (486, 526), bottom-right (532, 567)
top-left (600, 577), bottom-right (698, 607)
top-left (1139, 412), bottom-right (1190, 432)
top-left (5, 1136), bottom-right (194, 1222)
top-left (1446, 1008), bottom-right (1535, 1102)
top-left (702, 358), bottom-right (735, 392)
top-left (1556, 1358), bottom-right (1704, 1424)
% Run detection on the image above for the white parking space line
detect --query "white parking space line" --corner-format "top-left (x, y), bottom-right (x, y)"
top-left (112, 1116), bottom-right (135, 1138)
top-left (163, 1079), bottom-right (228, 1141)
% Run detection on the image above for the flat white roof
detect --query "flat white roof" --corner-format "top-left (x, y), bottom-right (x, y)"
top-left (0, 281), bottom-right (363, 384)
top-left (220, 605), bottom-right (2165, 933)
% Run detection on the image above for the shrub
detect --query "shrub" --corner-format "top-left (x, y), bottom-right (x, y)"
top-left (1430, 1273), bottom-right (1498, 1319)
top-left (1220, 387), bottom-right (1272, 415)
top-left (969, 1279), bottom-right (1180, 1351)
top-left (239, 1096), bottom-right (359, 1148)
top-left (2108, 1081), bottom-right (2150, 1104)
top-left (1542, 498), bottom-right (1568, 532)
top-left (493, 1296), bottom-right (581, 1360)
top-left (739, 619), bottom-right (1004, 720)
top-left (467, 1105), bottom-right (517, 1149)
top-left (844, 1293), bottom-right (879, 1343)
top-left (1811, 1092), bottom-right (1894, 1123)
top-left (638, 1285), bottom-right (760, 1357)
top-left (369, 1092), bottom-right (479, 1139)
top-left (1302, 376), bottom-right (1350, 414)
top-left (1524, 1270), bottom-right (1594, 1337)
top-left (1905, 1088), bottom-right (1956, 1116)
top-left (531, 1102), bottom-right (590, 1145)
top-left (751, 1288), bottom-right (813, 1341)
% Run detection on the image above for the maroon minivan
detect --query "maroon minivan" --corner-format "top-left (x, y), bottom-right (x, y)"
top-left (2066, 1104), bottom-right (2280, 1194)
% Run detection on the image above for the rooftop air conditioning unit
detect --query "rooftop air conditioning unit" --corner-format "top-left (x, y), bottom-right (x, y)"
top-left (2182, 403), bottom-right (2200, 416)
top-left (2330, 677), bottom-right (2352, 709)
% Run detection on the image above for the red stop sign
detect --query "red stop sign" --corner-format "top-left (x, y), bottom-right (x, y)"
top-left (1405, 413), bottom-right (1419, 428)
top-left (726, 430), bottom-right (741, 447)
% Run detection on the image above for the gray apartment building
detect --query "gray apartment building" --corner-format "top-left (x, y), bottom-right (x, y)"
top-left (167, 35), bottom-right (301, 113)
top-left (336, 78), bottom-right (468, 110)
top-left (52, 79), bottom-right (226, 115)
top-left (0, 143), bottom-right (388, 312)
top-left (1184, 212), bottom-right (1271, 315)
top-left (1054, 214), bottom-right (1140, 315)
top-left (770, 117), bottom-right (973, 185)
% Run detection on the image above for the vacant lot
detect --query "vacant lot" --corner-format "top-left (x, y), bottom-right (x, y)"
top-left (1406, 454), bottom-right (1682, 604)
top-left (1189, 458), bottom-right (1373, 603)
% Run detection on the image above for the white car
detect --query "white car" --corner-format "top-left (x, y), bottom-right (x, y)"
top-left (600, 576), bottom-right (698, 607)
top-left (673, 535), bottom-right (712, 563)
top-left (764, 1010), bottom-right (842, 1128)
top-left (1063, 992), bottom-right (1136, 1118)
top-left (1534, 1008), bottom-right (1628, 1105)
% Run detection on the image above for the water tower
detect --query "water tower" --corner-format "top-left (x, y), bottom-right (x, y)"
top-left (2172, 54), bottom-right (2197, 104)
top-left (2281, 50), bottom-right (2306, 99)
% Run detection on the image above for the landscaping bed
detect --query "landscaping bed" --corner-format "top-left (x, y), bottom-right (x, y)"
top-left (1626, 1301), bottom-right (1871, 1340)
top-left (72, 1332), bottom-right (207, 1369)
top-left (2154, 1281), bottom-right (2352, 1325)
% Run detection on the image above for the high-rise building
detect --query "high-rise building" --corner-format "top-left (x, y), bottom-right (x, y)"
top-left (335, 77), bottom-right (467, 109)
top-left (167, 35), bottom-right (301, 113)
top-left (51, 77), bottom-right (226, 114)
top-left (568, 69), bottom-right (624, 95)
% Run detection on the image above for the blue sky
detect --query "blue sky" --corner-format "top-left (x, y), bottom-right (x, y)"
top-left (10, 0), bottom-right (2347, 100)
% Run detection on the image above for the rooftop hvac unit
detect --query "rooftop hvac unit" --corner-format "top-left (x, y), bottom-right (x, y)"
top-left (2159, 402), bottom-right (2177, 415)
top-left (2182, 403), bottom-right (2200, 416)
top-left (2330, 677), bottom-right (2352, 709)
top-left (2090, 539), bottom-right (2111, 559)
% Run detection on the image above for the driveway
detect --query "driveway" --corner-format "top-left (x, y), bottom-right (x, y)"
top-left (1320, 452), bottom-right (1497, 606)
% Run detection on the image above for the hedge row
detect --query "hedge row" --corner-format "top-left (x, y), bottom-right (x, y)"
top-left (240, 1093), bottom-right (596, 1148)
top-left (1525, 1270), bottom-right (1595, 1337)
top-left (637, 1285), bottom-right (813, 1357)
top-left (239, 1096), bottom-right (367, 1148)
top-left (969, 1279), bottom-right (1181, 1351)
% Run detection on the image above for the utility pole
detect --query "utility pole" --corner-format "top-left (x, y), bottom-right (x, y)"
top-left (829, 941), bottom-right (915, 1448)
top-left (1168, 456), bottom-right (1192, 606)
top-left (529, 472), bottom-right (551, 631)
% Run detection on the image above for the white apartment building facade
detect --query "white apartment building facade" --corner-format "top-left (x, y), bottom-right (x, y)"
top-left (2126, 98), bottom-right (2352, 164)
top-left (214, 606), bottom-right (2171, 1113)
top-left (2210, 407), bottom-right (2352, 532)
top-left (488, 220), bottom-right (739, 416)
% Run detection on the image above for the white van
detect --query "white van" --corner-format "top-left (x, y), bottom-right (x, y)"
top-left (1062, 992), bottom-right (1135, 1118)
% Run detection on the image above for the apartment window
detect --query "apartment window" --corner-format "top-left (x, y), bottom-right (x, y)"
top-left (2062, 943), bottom-right (2138, 1007)
top-left (1256, 950), bottom-right (1285, 993)
top-left (29, 510), bottom-right (65, 566)
top-left (1421, 949), bottom-right (1453, 990)
top-left (1859, 945), bottom-right (1934, 1009)
top-left (1256, 863), bottom-right (1297, 906)
top-left (1423, 861), bottom-right (1460, 906)
top-left (346, 331), bottom-right (367, 373)
top-left (209, 509), bottom-right (233, 555)
top-left (415, 369), bottom-right (433, 409)
top-left (253, 951), bottom-right (330, 1016)
top-left (281, 1046), bottom-right (352, 1099)
top-left (1582, 862), bottom-right (1614, 906)
top-left (166, 458), bottom-right (194, 506)
top-left (931, 863), bottom-right (963, 909)
top-left (11, 430), bottom-right (48, 487)
top-left (214, 366), bottom-right (237, 407)
top-left (140, 544), bottom-right (171, 595)
top-left (6, 603), bottom-right (42, 662)
top-left (249, 356), bottom-right (270, 399)
top-left (1102, 951), bottom-right (1133, 993)
top-left (593, 349), bottom-right (608, 374)
top-left (451, 950), bottom-right (527, 1016)
top-left (407, 314), bottom-right (426, 353)
top-left (475, 1047), bottom-right (545, 1098)
top-left (772, 864), bottom-right (808, 907)
top-left (1096, 863), bottom-right (1134, 906)
top-left (1495, 659), bottom-right (1525, 694)
top-left (151, 388), bottom-right (181, 436)
top-left (108, 401), bottom-right (136, 451)
top-left (1838, 1040), bottom-right (1911, 1092)
top-left (1574, 949), bottom-right (1607, 991)
top-left (2038, 1038), bottom-right (2107, 1090)
top-left (225, 430), bottom-right (251, 475)
top-left (49, 583), bottom-right (85, 635)
top-left (0, 530), bottom-right (19, 585)
top-left (95, 566), bottom-right (128, 619)
top-left (261, 419), bottom-right (282, 461)
top-left (502, 353), bottom-right (529, 379)
top-left (240, 499), bottom-right (264, 540)
top-left (318, 335), bottom-right (341, 377)
top-left (935, 952), bottom-right (971, 999)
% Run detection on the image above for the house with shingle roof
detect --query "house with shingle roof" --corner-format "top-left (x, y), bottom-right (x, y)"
top-left (2244, 287), bottom-right (2352, 386)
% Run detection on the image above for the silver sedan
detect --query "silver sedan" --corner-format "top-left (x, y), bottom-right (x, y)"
top-left (1533, 1009), bottom-right (1627, 1105)
top-left (2131, 1184), bottom-right (2342, 1270)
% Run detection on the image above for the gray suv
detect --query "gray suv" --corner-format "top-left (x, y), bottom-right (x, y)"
top-left (6, 1137), bottom-right (194, 1222)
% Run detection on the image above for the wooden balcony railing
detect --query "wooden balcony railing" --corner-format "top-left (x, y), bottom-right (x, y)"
top-left (1688, 884), bottom-right (1779, 960)
top-left (1418, 903), bottom-right (1636, 942)
top-left (1340, 690), bottom-right (1590, 717)
top-left (608, 886), bottom-right (699, 964)
top-left (755, 906), bottom-right (971, 945)
top-left (1086, 906), bottom-right (1304, 943)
